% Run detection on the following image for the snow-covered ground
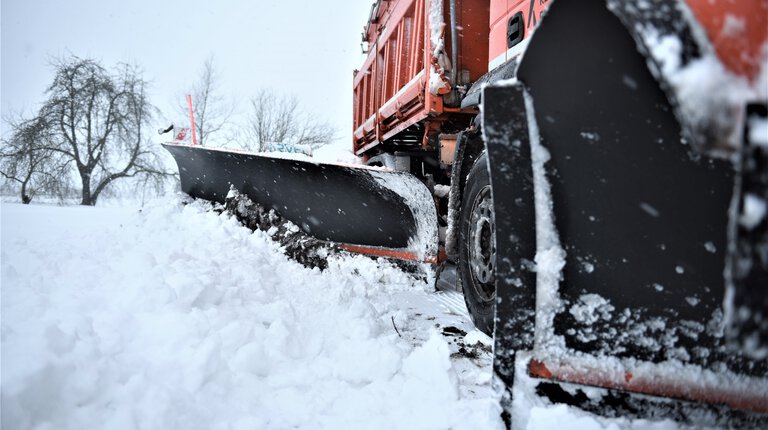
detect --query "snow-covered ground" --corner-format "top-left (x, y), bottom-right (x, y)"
top-left (2, 199), bottom-right (687, 429)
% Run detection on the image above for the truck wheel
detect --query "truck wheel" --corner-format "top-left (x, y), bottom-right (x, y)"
top-left (458, 152), bottom-right (496, 335)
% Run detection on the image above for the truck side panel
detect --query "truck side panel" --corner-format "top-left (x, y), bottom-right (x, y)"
top-left (488, 0), bottom-right (551, 70)
top-left (352, 0), bottom-right (491, 156)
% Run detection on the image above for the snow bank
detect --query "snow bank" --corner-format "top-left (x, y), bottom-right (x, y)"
top-left (1, 199), bottom-right (499, 429)
top-left (2, 199), bottom-right (716, 429)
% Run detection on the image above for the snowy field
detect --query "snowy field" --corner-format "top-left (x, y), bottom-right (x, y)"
top-left (2, 199), bottom-right (687, 429)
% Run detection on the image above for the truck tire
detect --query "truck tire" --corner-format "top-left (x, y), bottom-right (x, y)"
top-left (458, 152), bottom-right (496, 335)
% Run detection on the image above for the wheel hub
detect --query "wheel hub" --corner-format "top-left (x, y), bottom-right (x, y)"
top-left (468, 185), bottom-right (496, 300)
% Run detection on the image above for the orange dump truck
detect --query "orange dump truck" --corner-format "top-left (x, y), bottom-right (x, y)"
top-left (164, 0), bottom-right (768, 425)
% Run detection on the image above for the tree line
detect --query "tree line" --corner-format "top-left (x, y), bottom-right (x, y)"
top-left (1, 55), bottom-right (336, 205)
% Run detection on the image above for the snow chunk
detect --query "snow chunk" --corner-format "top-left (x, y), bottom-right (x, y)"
top-left (403, 332), bottom-right (458, 398)
top-left (464, 330), bottom-right (492, 348)
top-left (569, 294), bottom-right (615, 326)
top-left (433, 184), bottom-right (451, 198)
top-left (740, 193), bottom-right (767, 230)
top-left (749, 116), bottom-right (768, 148)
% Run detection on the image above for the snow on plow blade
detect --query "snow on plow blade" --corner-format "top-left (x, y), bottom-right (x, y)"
top-left (162, 143), bottom-right (438, 262)
top-left (485, 0), bottom-right (767, 421)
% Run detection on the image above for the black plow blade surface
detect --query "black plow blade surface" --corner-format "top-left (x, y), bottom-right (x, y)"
top-left (163, 143), bottom-right (438, 260)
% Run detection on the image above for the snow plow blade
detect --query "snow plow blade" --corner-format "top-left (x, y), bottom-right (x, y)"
top-left (162, 143), bottom-right (438, 262)
top-left (485, 0), bottom-right (767, 422)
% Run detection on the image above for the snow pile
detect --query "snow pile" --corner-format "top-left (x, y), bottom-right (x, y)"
top-left (2, 200), bottom-right (733, 429)
top-left (1, 199), bottom-right (501, 430)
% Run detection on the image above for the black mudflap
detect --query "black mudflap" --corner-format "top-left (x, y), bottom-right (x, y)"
top-left (482, 84), bottom-right (537, 388)
top-left (485, 0), bottom-right (767, 423)
top-left (163, 144), bottom-right (438, 259)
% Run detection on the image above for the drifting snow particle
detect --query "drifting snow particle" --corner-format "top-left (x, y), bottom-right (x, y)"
top-left (675, 265), bottom-right (685, 274)
top-left (588, 216), bottom-right (596, 222)
top-left (639, 202), bottom-right (660, 218)
top-left (622, 75), bottom-right (638, 90)
top-left (704, 242), bottom-right (717, 253)
top-left (686, 296), bottom-right (701, 307)
top-left (654, 283), bottom-right (665, 292)
top-left (580, 132), bottom-right (600, 142)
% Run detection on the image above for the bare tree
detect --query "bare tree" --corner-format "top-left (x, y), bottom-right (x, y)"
top-left (0, 115), bottom-right (70, 203)
top-left (23, 56), bottom-right (175, 206)
top-left (244, 89), bottom-right (336, 152)
top-left (180, 56), bottom-right (235, 147)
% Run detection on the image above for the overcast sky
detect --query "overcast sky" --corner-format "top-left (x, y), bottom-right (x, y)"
top-left (1, 0), bottom-right (374, 150)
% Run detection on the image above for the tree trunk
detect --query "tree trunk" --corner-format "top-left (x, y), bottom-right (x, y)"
top-left (80, 171), bottom-right (95, 206)
top-left (20, 180), bottom-right (31, 204)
